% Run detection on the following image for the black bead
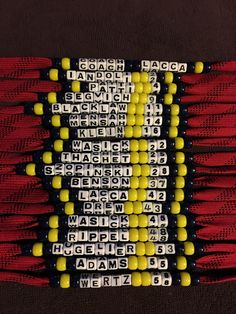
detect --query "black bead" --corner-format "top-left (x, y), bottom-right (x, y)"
top-left (38, 230), bottom-right (48, 241)
top-left (168, 256), bottom-right (177, 270)
top-left (156, 73), bottom-right (165, 82)
top-left (191, 274), bottom-right (200, 286)
top-left (203, 62), bottom-right (212, 73)
top-left (185, 139), bottom-right (193, 149)
top-left (173, 96), bottom-right (181, 104)
top-left (60, 215), bottom-right (68, 227)
top-left (162, 203), bottom-right (171, 214)
top-left (71, 58), bottom-right (79, 69)
top-left (80, 82), bottom-right (89, 92)
top-left (49, 191), bottom-right (60, 203)
top-left (132, 60), bottom-right (141, 72)
top-left (38, 215), bottom-right (50, 228)
top-left (57, 93), bottom-right (65, 103)
top-left (173, 73), bottom-right (181, 82)
top-left (49, 275), bottom-right (60, 287)
top-left (187, 62), bottom-right (195, 73)
top-left (21, 243), bottom-right (33, 256)
top-left (195, 242), bottom-right (204, 255)
top-left (172, 273), bottom-right (181, 286)
top-left (175, 243), bottom-right (185, 255)
top-left (47, 257), bottom-right (57, 270)
top-left (32, 151), bottom-right (43, 163)
top-left (125, 60), bottom-right (133, 72)
top-left (62, 82), bottom-right (72, 91)
top-left (51, 128), bottom-right (60, 139)
top-left (15, 164), bottom-right (26, 175)
top-left (38, 93), bottom-right (48, 103)
top-left (43, 139), bottom-right (54, 151)
top-left (24, 102), bottom-right (35, 114)
top-left (58, 70), bottom-right (67, 81)
top-left (43, 243), bottom-right (53, 256)
top-left (42, 115), bottom-right (52, 128)
top-left (67, 257), bottom-right (76, 271)
top-left (55, 203), bottom-right (65, 214)
top-left (71, 274), bottom-right (80, 288)
top-left (168, 229), bottom-right (178, 241)
top-left (187, 257), bottom-right (196, 270)
top-left (52, 58), bottom-right (62, 68)
top-left (160, 84), bottom-right (168, 94)
top-left (188, 229), bottom-right (197, 241)
top-left (40, 69), bottom-right (50, 80)
top-left (167, 139), bottom-right (176, 150)
top-left (168, 216), bottom-right (177, 227)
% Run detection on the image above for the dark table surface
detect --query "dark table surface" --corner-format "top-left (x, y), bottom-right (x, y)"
top-left (0, 0), bottom-right (235, 313)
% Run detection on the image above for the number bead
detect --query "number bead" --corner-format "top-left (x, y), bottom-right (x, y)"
top-left (128, 256), bottom-right (138, 270)
top-left (60, 273), bottom-right (70, 288)
top-left (56, 257), bottom-right (67, 271)
top-left (131, 272), bottom-right (142, 287)
top-left (138, 256), bottom-right (148, 270)
top-left (184, 242), bottom-right (195, 255)
top-left (32, 242), bottom-right (43, 257)
top-left (136, 242), bottom-right (146, 256)
top-left (145, 242), bottom-right (155, 256)
top-left (124, 202), bottom-right (134, 214)
top-left (177, 214), bottom-right (187, 228)
top-left (176, 256), bottom-right (187, 270)
top-left (180, 272), bottom-right (191, 286)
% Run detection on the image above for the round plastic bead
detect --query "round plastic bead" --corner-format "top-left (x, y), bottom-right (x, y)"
top-left (170, 116), bottom-right (180, 127)
top-left (56, 257), bottom-right (67, 271)
top-left (164, 72), bottom-right (174, 84)
top-left (168, 126), bottom-right (178, 138)
top-left (130, 139), bottom-right (139, 151)
top-left (184, 242), bottom-right (195, 255)
top-left (124, 201), bottom-right (134, 214)
top-left (168, 83), bottom-right (177, 94)
top-left (175, 137), bottom-right (184, 150)
top-left (127, 114), bottom-right (136, 126)
top-left (49, 68), bottom-right (59, 81)
top-left (132, 165), bottom-right (141, 177)
top-left (133, 201), bottom-right (143, 214)
top-left (145, 242), bottom-right (155, 256)
top-left (175, 189), bottom-right (185, 202)
top-left (136, 242), bottom-right (146, 256)
top-left (139, 152), bottom-right (148, 164)
top-left (143, 83), bottom-right (152, 94)
top-left (48, 229), bottom-right (59, 242)
top-left (140, 72), bottom-right (149, 83)
top-left (59, 189), bottom-right (69, 202)
top-left (26, 163), bottom-right (36, 176)
top-left (128, 256), bottom-right (138, 270)
top-left (32, 242), bottom-right (43, 257)
top-left (49, 215), bottom-right (59, 229)
top-left (64, 202), bottom-right (75, 215)
top-left (127, 103), bottom-right (136, 114)
top-left (177, 228), bottom-right (188, 242)
top-left (135, 82), bottom-right (144, 94)
top-left (175, 176), bottom-right (185, 189)
top-left (130, 152), bottom-right (139, 164)
top-left (170, 104), bottom-right (180, 116)
top-left (180, 272), bottom-right (191, 286)
top-left (138, 256), bottom-right (147, 270)
top-left (194, 61), bottom-right (204, 74)
top-left (164, 93), bottom-right (173, 105)
top-left (61, 57), bottom-right (71, 70)
top-left (135, 115), bottom-right (144, 126)
top-left (131, 93), bottom-right (139, 104)
top-left (138, 214), bottom-right (148, 227)
top-left (133, 126), bottom-right (142, 138)
top-left (131, 72), bottom-right (141, 83)
top-left (60, 127), bottom-right (69, 140)
top-left (141, 271), bottom-right (151, 286)
top-left (177, 256), bottom-right (187, 270)
top-left (71, 81), bottom-right (80, 92)
top-left (136, 103), bottom-right (145, 115)
top-left (141, 165), bottom-right (150, 177)
top-left (54, 139), bottom-right (64, 152)
top-left (124, 126), bottom-right (133, 138)
top-left (33, 103), bottom-right (44, 115)
top-left (177, 215), bottom-right (187, 228)
top-left (48, 92), bottom-right (57, 104)
top-left (175, 152), bottom-right (185, 164)
top-left (52, 176), bottom-right (62, 189)
top-left (170, 201), bottom-right (181, 214)
top-left (130, 177), bottom-right (139, 189)
top-left (139, 93), bottom-right (148, 104)
top-left (42, 152), bottom-right (53, 164)
top-left (138, 228), bottom-right (148, 242)
top-left (129, 229), bottom-right (139, 242)
top-left (137, 189), bottom-right (147, 201)
top-left (139, 176), bottom-right (148, 189)
top-left (60, 273), bottom-right (70, 288)
top-left (129, 215), bottom-right (139, 228)
top-left (131, 272), bottom-right (142, 287)
top-left (177, 164), bottom-right (187, 177)
top-left (139, 139), bottom-right (148, 151)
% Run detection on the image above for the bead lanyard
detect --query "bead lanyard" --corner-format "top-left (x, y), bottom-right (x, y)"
top-left (0, 57), bottom-right (235, 288)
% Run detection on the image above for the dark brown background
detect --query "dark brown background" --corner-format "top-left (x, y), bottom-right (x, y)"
top-left (0, 0), bottom-right (235, 313)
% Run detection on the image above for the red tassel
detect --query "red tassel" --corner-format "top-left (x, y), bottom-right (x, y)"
top-left (0, 57), bottom-right (52, 70)
top-left (0, 256), bottom-right (45, 271)
top-left (189, 202), bottom-right (236, 215)
top-left (0, 271), bottom-right (49, 286)
top-left (0, 80), bottom-right (60, 92)
top-left (196, 253), bottom-right (236, 269)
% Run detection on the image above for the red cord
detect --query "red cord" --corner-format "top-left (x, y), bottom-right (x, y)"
top-left (189, 202), bottom-right (236, 215)
top-left (187, 114), bottom-right (236, 127)
top-left (0, 80), bottom-right (60, 93)
top-left (0, 271), bottom-right (49, 286)
top-left (0, 188), bottom-right (49, 203)
top-left (196, 224), bottom-right (236, 241)
top-left (187, 103), bottom-right (236, 115)
top-left (193, 152), bottom-right (236, 166)
top-left (196, 253), bottom-right (236, 269)
top-left (186, 127), bottom-right (236, 137)
top-left (0, 230), bottom-right (37, 242)
top-left (0, 106), bottom-right (24, 114)
top-left (0, 69), bottom-right (40, 79)
top-left (0, 152), bottom-right (32, 164)
top-left (0, 127), bottom-right (49, 140)
top-left (0, 256), bottom-right (45, 271)
top-left (195, 166), bottom-right (236, 175)
top-left (0, 57), bottom-right (52, 70)
top-left (0, 215), bottom-right (39, 230)
top-left (0, 244), bottom-right (22, 257)
top-left (204, 243), bottom-right (236, 254)
top-left (0, 138), bottom-right (44, 152)
top-left (0, 114), bottom-right (41, 127)
top-left (196, 215), bottom-right (236, 227)
top-left (193, 188), bottom-right (236, 201)
top-left (0, 203), bottom-right (54, 215)
top-left (193, 176), bottom-right (236, 188)
top-left (192, 137), bottom-right (236, 148)
top-left (211, 61), bottom-right (236, 72)
top-left (200, 275), bottom-right (236, 284)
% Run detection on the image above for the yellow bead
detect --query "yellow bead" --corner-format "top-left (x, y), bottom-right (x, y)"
top-left (130, 177), bottom-right (139, 189)
top-left (140, 72), bottom-right (149, 83)
top-left (175, 176), bottom-right (185, 189)
top-left (135, 242), bottom-right (146, 256)
top-left (59, 189), bottom-right (69, 202)
top-left (141, 164), bottom-right (150, 177)
top-left (177, 214), bottom-right (187, 228)
top-left (64, 202), bottom-right (75, 215)
top-left (52, 176), bottom-right (62, 189)
top-left (124, 126), bottom-right (133, 138)
top-left (141, 271), bottom-right (152, 286)
top-left (170, 104), bottom-right (180, 116)
top-left (132, 164), bottom-right (141, 177)
top-left (130, 152), bottom-right (139, 164)
top-left (139, 139), bottom-right (148, 151)
top-left (131, 272), bottom-right (142, 287)
top-left (135, 82), bottom-right (144, 94)
top-left (139, 176), bottom-right (148, 189)
top-left (129, 229), bottom-right (139, 242)
top-left (194, 61), bottom-right (204, 74)
top-left (51, 115), bottom-right (61, 127)
top-left (32, 242), bottom-right (43, 257)
top-left (131, 93), bottom-right (139, 104)
top-left (135, 114), bottom-right (144, 126)
top-left (127, 103), bottom-right (136, 114)
top-left (136, 103), bottom-right (145, 115)
top-left (48, 92), bottom-right (57, 104)
top-left (26, 163), bottom-right (36, 176)
top-left (139, 93), bottom-right (148, 104)
top-left (174, 189), bottom-right (185, 202)
top-left (56, 257), bottom-right (67, 271)
top-left (129, 214), bottom-right (139, 228)
top-left (133, 126), bottom-right (142, 138)
top-left (175, 137), bottom-right (184, 150)
top-left (145, 242), bottom-right (155, 256)
top-left (71, 81), bottom-right (80, 92)
top-left (138, 256), bottom-right (147, 270)
top-left (168, 126), bottom-right (178, 138)
top-left (61, 57), bottom-right (71, 70)
top-left (60, 127), bottom-right (69, 140)
top-left (60, 273), bottom-right (70, 288)
top-left (133, 201), bottom-right (143, 214)
top-left (127, 114), bottom-right (136, 126)
top-left (138, 228), bottom-right (148, 242)
top-left (48, 229), bottom-right (59, 242)
top-left (138, 214), bottom-right (148, 227)
top-left (143, 83), bottom-right (152, 94)
top-left (170, 201), bottom-right (181, 214)
top-left (168, 83), bottom-right (177, 94)
top-left (128, 256), bottom-right (138, 270)
top-left (170, 116), bottom-right (180, 127)
top-left (177, 228), bottom-right (188, 242)
top-left (128, 189), bottom-right (138, 201)
top-left (53, 139), bottom-right (64, 152)
top-left (137, 189), bottom-right (147, 201)
top-left (139, 152), bottom-right (148, 164)
top-left (42, 152), bottom-right (52, 164)
top-left (49, 68), bottom-right (59, 81)
top-left (124, 201), bottom-right (134, 214)
top-left (49, 215), bottom-right (59, 228)
top-left (177, 164), bottom-right (187, 177)
top-left (130, 139), bottom-right (139, 151)
top-left (164, 72), bottom-right (174, 84)
top-left (131, 72), bottom-right (141, 83)
top-left (33, 103), bottom-right (44, 115)
top-left (184, 241), bottom-right (195, 256)
top-left (180, 272), bottom-right (191, 287)
top-left (175, 152), bottom-right (185, 164)
top-left (164, 93), bottom-right (173, 105)
top-left (177, 256), bottom-right (187, 270)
